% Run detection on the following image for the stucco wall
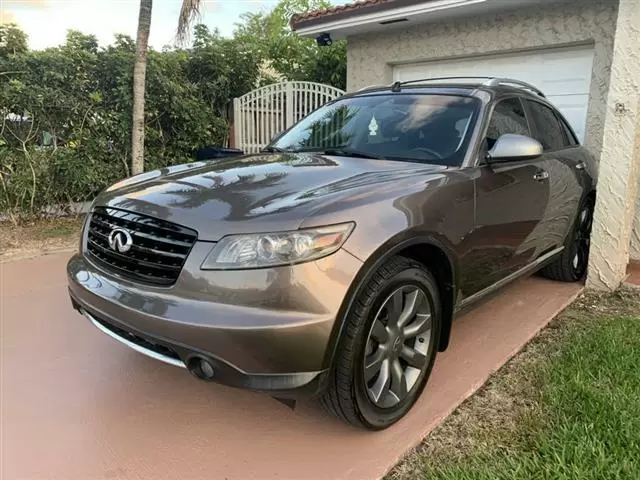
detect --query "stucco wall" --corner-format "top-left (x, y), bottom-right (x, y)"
top-left (588, 0), bottom-right (640, 287)
top-left (632, 176), bottom-right (640, 261)
top-left (606, 0), bottom-right (640, 265)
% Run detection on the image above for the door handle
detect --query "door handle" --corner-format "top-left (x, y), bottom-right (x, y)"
top-left (533, 170), bottom-right (549, 181)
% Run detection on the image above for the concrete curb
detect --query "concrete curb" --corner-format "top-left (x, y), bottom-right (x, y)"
top-left (0, 247), bottom-right (76, 264)
top-left (0, 201), bottom-right (92, 222)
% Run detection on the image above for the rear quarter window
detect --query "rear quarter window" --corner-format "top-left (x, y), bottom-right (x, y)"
top-left (559, 117), bottom-right (579, 146)
top-left (526, 100), bottom-right (566, 151)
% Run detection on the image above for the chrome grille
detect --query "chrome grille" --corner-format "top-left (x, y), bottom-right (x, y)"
top-left (85, 207), bottom-right (197, 286)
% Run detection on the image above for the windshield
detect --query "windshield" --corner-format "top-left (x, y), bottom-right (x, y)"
top-left (270, 94), bottom-right (480, 166)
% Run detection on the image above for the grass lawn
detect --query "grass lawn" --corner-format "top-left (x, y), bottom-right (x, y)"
top-left (389, 289), bottom-right (640, 480)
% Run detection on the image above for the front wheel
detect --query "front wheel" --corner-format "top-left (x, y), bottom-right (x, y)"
top-left (321, 256), bottom-right (441, 430)
top-left (541, 196), bottom-right (594, 282)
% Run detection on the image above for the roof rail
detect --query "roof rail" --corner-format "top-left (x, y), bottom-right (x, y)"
top-left (356, 84), bottom-right (392, 92)
top-left (388, 76), bottom-right (545, 97)
top-left (483, 78), bottom-right (545, 97)
top-left (398, 76), bottom-right (495, 86)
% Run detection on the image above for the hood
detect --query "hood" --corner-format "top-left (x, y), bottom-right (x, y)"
top-left (96, 153), bottom-right (446, 241)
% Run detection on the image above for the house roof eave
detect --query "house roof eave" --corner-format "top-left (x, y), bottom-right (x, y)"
top-left (291, 0), bottom-right (486, 36)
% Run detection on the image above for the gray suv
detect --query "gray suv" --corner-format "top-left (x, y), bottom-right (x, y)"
top-left (67, 77), bottom-right (596, 430)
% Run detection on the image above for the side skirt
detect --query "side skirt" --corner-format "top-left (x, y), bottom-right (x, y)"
top-left (454, 246), bottom-right (565, 317)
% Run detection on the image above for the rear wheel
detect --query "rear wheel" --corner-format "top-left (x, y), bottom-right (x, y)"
top-left (541, 196), bottom-right (594, 282)
top-left (321, 256), bottom-right (441, 430)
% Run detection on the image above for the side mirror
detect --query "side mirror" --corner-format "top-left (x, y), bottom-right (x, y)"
top-left (487, 134), bottom-right (543, 163)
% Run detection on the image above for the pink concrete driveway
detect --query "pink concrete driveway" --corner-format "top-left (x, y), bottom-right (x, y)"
top-left (627, 261), bottom-right (640, 286)
top-left (1, 253), bottom-right (581, 480)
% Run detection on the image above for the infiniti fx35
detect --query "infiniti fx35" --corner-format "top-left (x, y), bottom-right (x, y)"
top-left (68, 78), bottom-right (596, 430)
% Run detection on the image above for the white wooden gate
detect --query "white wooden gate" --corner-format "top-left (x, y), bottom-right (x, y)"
top-left (233, 81), bottom-right (345, 154)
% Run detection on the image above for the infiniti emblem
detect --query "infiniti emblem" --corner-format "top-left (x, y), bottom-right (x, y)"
top-left (108, 228), bottom-right (133, 253)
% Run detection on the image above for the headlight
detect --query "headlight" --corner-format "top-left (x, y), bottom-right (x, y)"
top-left (201, 222), bottom-right (355, 270)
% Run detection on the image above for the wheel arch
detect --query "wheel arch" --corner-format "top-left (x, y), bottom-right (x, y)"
top-left (324, 233), bottom-right (459, 371)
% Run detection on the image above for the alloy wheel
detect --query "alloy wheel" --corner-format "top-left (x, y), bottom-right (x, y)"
top-left (363, 285), bottom-right (432, 409)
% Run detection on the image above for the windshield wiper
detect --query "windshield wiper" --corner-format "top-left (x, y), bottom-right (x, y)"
top-left (318, 147), bottom-right (385, 160)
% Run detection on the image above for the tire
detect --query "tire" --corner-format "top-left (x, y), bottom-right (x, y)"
top-left (540, 195), bottom-right (594, 282)
top-left (321, 256), bottom-right (441, 430)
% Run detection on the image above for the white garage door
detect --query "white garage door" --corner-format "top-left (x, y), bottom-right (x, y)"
top-left (393, 45), bottom-right (594, 142)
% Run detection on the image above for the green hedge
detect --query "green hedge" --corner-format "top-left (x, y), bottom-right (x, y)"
top-left (0, 147), bottom-right (121, 218)
top-left (0, 28), bottom-right (255, 220)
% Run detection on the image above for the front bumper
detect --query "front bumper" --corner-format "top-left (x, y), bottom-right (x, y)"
top-left (67, 246), bottom-right (362, 397)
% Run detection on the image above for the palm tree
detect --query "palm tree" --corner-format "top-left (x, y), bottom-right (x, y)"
top-left (131, 0), bottom-right (152, 176)
top-left (176, 0), bottom-right (203, 46)
top-left (131, 0), bottom-right (203, 175)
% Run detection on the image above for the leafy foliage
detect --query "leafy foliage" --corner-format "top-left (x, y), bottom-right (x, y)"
top-left (0, 1), bottom-right (346, 220)
top-left (235, 0), bottom-right (347, 90)
top-left (0, 23), bottom-right (28, 57)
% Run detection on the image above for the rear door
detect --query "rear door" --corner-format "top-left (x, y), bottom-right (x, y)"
top-left (461, 97), bottom-right (550, 296)
top-left (523, 99), bottom-right (584, 251)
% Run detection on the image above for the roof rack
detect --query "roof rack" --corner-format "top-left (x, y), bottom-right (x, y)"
top-left (356, 84), bottom-right (392, 92)
top-left (386, 76), bottom-right (545, 97)
top-left (482, 78), bottom-right (545, 97)
top-left (398, 76), bottom-right (496, 86)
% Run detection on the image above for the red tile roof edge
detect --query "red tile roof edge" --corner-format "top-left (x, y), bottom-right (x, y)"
top-left (290, 0), bottom-right (396, 29)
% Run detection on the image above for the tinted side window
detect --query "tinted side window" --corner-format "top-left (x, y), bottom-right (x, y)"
top-left (486, 98), bottom-right (529, 150)
top-left (559, 118), bottom-right (579, 146)
top-left (526, 100), bottom-right (566, 151)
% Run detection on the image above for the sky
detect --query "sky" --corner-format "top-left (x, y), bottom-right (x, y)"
top-left (1, 0), bottom-right (281, 50)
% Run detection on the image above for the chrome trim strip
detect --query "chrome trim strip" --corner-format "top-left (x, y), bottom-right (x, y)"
top-left (82, 310), bottom-right (186, 368)
top-left (456, 246), bottom-right (565, 312)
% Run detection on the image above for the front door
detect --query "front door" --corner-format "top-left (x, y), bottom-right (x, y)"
top-left (460, 97), bottom-right (550, 297)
